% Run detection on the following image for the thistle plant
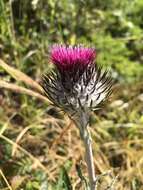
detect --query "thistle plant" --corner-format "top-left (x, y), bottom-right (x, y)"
top-left (41, 44), bottom-right (113, 190)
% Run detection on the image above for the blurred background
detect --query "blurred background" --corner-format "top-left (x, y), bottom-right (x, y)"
top-left (0, 0), bottom-right (143, 189)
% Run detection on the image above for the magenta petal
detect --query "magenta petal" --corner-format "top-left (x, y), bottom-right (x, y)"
top-left (50, 45), bottom-right (96, 71)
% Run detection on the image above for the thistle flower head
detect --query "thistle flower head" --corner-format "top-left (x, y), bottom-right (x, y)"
top-left (41, 44), bottom-right (112, 114)
top-left (51, 44), bottom-right (96, 71)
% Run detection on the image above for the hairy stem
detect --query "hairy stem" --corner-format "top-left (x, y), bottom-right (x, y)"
top-left (84, 130), bottom-right (96, 190)
top-left (82, 127), bottom-right (96, 190)
top-left (76, 111), bottom-right (96, 190)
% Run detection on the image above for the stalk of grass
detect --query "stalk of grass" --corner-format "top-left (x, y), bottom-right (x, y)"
top-left (0, 59), bottom-right (43, 93)
top-left (0, 80), bottom-right (49, 103)
top-left (0, 169), bottom-right (13, 190)
top-left (0, 134), bottom-right (54, 180)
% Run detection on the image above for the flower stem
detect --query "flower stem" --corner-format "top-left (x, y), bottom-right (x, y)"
top-left (82, 127), bottom-right (96, 190)
top-left (76, 111), bottom-right (96, 190)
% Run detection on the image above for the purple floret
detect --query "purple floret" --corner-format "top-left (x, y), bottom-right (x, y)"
top-left (50, 45), bottom-right (96, 73)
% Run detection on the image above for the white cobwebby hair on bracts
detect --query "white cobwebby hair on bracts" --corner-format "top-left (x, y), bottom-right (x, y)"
top-left (41, 44), bottom-right (112, 114)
